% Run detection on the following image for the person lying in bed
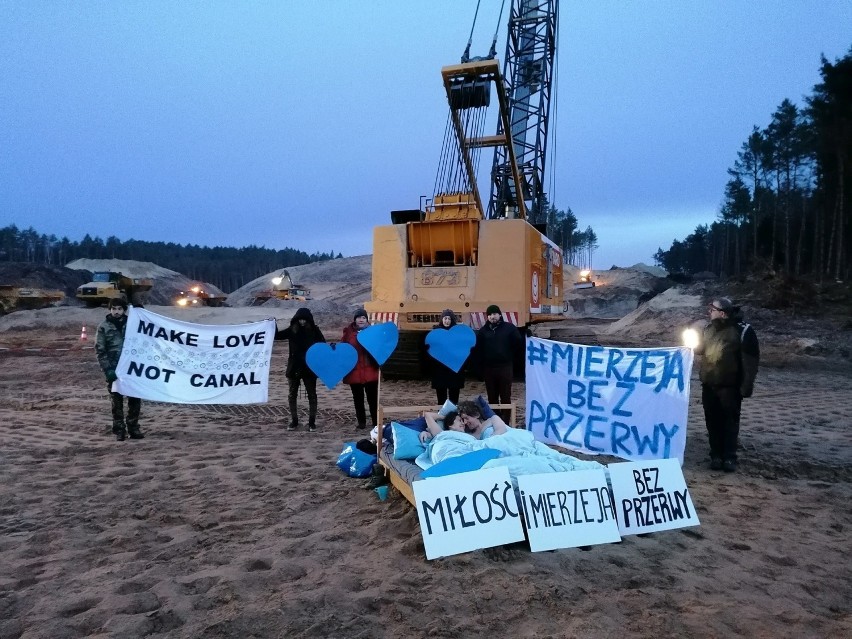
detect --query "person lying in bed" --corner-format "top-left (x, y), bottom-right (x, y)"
top-left (418, 410), bottom-right (470, 444)
top-left (456, 400), bottom-right (507, 440)
top-left (416, 408), bottom-right (604, 482)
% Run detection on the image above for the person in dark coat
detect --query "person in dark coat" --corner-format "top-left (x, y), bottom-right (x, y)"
top-left (95, 297), bottom-right (143, 441)
top-left (275, 307), bottom-right (325, 432)
top-left (341, 308), bottom-right (380, 430)
top-left (426, 309), bottom-right (465, 405)
top-left (697, 297), bottom-right (760, 473)
top-left (475, 304), bottom-right (523, 421)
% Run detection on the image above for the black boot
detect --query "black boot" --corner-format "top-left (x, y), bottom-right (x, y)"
top-left (364, 464), bottom-right (389, 490)
top-left (287, 396), bottom-right (299, 430)
top-left (127, 422), bottom-right (145, 439)
top-left (308, 398), bottom-right (318, 432)
top-left (112, 420), bottom-right (126, 441)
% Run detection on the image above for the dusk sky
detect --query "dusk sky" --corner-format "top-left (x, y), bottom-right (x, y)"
top-left (1, 1), bottom-right (849, 268)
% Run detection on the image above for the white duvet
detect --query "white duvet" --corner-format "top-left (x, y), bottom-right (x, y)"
top-left (418, 428), bottom-right (606, 480)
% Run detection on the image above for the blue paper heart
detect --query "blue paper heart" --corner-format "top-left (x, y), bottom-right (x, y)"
top-left (425, 324), bottom-right (476, 372)
top-left (306, 342), bottom-right (357, 389)
top-left (357, 322), bottom-right (399, 367)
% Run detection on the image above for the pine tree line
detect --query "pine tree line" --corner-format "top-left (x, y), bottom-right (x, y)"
top-left (655, 49), bottom-right (851, 280)
top-left (0, 225), bottom-right (339, 293)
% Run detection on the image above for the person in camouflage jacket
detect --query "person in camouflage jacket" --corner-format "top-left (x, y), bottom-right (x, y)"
top-left (95, 298), bottom-right (144, 441)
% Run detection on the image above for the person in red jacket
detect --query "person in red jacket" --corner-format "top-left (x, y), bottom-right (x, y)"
top-left (342, 308), bottom-right (380, 430)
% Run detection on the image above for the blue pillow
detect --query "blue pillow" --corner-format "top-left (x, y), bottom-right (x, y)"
top-left (475, 395), bottom-right (496, 419)
top-left (391, 422), bottom-right (427, 460)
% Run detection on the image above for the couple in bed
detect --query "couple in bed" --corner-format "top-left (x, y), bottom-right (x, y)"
top-left (419, 400), bottom-right (505, 443)
top-left (416, 401), bottom-right (605, 481)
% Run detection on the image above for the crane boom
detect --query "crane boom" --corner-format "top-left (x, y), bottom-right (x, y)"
top-left (488, 0), bottom-right (557, 222)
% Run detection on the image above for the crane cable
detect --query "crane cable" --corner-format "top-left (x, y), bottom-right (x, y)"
top-left (488, 0), bottom-right (507, 59)
top-left (462, 0), bottom-right (507, 62)
top-left (461, 0), bottom-right (482, 62)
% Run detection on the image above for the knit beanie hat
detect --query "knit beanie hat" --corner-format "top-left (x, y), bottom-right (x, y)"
top-left (713, 297), bottom-right (736, 312)
top-left (486, 304), bottom-right (501, 316)
top-left (353, 308), bottom-right (368, 321)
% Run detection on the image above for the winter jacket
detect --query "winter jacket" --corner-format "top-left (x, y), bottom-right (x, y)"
top-left (476, 317), bottom-right (523, 369)
top-left (341, 322), bottom-right (379, 385)
top-left (95, 313), bottom-right (128, 375)
top-left (275, 308), bottom-right (325, 380)
top-left (698, 315), bottom-right (760, 397)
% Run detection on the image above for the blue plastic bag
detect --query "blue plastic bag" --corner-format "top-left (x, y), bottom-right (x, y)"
top-left (336, 441), bottom-right (377, 478)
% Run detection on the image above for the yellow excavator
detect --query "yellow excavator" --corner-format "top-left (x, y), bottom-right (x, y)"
top-left (253, 269), bottom-right (312, 304)
top-left (366, 0), bottom-right (562, 376)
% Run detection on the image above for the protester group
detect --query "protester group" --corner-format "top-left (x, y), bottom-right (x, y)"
top-left (95, 296), bottom-right (759, 474)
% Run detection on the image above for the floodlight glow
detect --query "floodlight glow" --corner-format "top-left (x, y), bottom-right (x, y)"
top-left (682, 328), bottom-right (700, 349)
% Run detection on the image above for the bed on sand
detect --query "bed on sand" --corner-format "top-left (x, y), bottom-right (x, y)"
top-left (375, 403), bottom-right (517, 506)
top-left (375, 401), bottom-right (608, 508)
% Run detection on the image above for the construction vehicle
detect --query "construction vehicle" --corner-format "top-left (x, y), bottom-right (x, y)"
top-left (365, 0), bottom-right (562, 377)
top-left (175, 284), bottom-right (227, 307)
top-left (574, 270), bottom-right (596, 289)
top-left (75, 271), bottom-right (153, 307)
top-left (253, 269), bottom-right (312, 304)
top-left (0, 285), bottom-right (65, 314)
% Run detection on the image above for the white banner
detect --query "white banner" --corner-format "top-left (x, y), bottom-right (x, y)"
top-left (525, 337), bottom-right (693, 463)
top-left (413, 467), bottom-right (526, 560)
top-left (113, 307), bottom-right (275, 404)
top-left (517, 470), bottom-right (621, 552)
top-left (608, 459), bottom-right (700, 535)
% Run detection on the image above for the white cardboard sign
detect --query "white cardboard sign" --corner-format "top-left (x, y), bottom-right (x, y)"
top-left (607, 458), bottom-right (700, 536)
top-left (413, 467), bottom-right (525, 560)
top-left (516, 469), bottom-right (621, 552)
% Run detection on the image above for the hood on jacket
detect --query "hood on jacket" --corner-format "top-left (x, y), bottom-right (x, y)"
top-left (436, 308), bottom-right (457, 328)
top-left (291, 307), bottom-right (315, 327)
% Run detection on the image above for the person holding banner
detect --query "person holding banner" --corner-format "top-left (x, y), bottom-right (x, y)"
top-left (95, 297), bottom-right (144, 441)
top-left (342, 308), bottom-right (380, 430)
top-left (275, 307), bottom-right (325, 432)
top-left (475, 305), bottom-right (523, 421)
top-left (698, 297), bottom-right (760, 472)
top-left (426, 309), bottom-right (466, 405)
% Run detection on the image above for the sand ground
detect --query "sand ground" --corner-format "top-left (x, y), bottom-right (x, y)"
top-left (1, 326), bottom-right (851, 639)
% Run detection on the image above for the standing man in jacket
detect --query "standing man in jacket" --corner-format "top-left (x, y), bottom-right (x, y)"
top-left (475, 305), bottom-right (523, 421)
top-left (275, 307), bottom-right (325, 432)
top-left (698, 297), bottom-right (760, 473)
top-left (95, 297), bottom-right (144, 441)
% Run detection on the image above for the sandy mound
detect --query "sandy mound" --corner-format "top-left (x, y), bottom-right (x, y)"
top-left (225, 255), bottom-right (373, 328)
top-left (563, 266), bottom-right (673, 319)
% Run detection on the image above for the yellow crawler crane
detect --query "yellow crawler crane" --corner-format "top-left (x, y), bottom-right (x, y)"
top-left (367, 1), bottom-right (562, 377)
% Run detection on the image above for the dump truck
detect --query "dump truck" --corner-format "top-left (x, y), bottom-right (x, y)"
top-left (253, 270), bottom-right (312, 304)
top-left (365, 1), bottom-right (562, 377)
top-left (75, 271), bottom-right (153, 307)
top-left (175, 284), bottom-right (227, 307)
top-left (0, 285), bottom-right (65, 314)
